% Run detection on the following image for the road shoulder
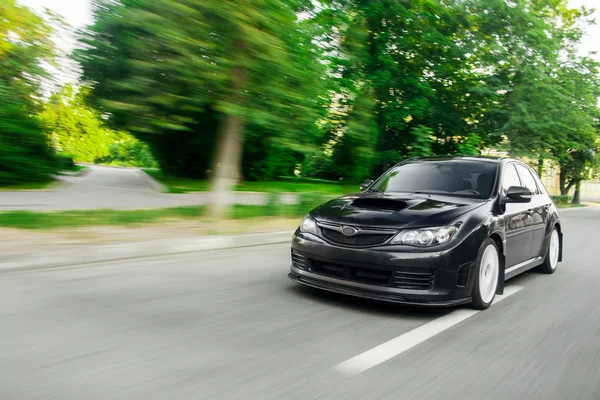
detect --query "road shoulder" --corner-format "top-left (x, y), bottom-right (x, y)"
top-left (0, 230), bottom-right (294, 273)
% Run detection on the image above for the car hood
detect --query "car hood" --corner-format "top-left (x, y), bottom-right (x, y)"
top-left (312, 192), bottom-right (489, 229)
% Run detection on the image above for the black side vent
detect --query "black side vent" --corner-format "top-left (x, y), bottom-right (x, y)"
top-left (352, 198), bottom-right (409, 210)
top-left (391, 268), bottom-right (435, 290)
top-left (457, 264), bottom-right (471, 287)
top-left (291, 250), bottom-right (308, 270)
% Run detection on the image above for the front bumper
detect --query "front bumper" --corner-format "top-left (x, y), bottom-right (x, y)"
top-left (289, 232), bottom-right (477, 307)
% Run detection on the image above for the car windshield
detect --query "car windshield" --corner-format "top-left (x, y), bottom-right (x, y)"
top-left (369, 160), bottom-right (498, 199)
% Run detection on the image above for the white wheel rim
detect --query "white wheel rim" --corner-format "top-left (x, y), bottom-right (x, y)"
top-left (549, 229), bottom-right (560, 270)
top-left (479, 245), bottom-right (499, 304)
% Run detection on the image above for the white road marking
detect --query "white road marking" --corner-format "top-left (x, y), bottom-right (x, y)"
top-left (334, 285), bottom-right (523, 376)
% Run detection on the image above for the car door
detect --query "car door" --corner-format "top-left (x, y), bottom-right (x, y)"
top-left (515, 164), bottom-right (547, 260)
top-left (501, 163), bottom-right (534, 268)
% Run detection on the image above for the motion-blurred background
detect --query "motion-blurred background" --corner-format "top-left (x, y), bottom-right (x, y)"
top-left (1, 0), bottom-right (599, 243)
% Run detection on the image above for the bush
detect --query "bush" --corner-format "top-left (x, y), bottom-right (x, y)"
top-left (55, 153), bottom-right (76, 171)
top-left (551, 195), bottom-right (571, 204)
top-left (277, 176), bottom-right (342, 184)
top-left (0, 83), bottom-right (57, 185)
top-left (302, 152), bottom-right (342, 181)
top-left (99, 137), bottom-right (158, 168)
top-left (265, 191), bottom-right (281, 217)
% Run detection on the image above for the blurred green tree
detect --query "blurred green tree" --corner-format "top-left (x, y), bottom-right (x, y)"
top-left (78, 0), bottom-right (325, 217)
top-left (76, 0), bottom-right (599, 203)
top-left (0, 0), bottom-right (58, 184)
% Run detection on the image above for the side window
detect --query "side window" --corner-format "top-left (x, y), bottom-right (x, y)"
top-left (515, 165), bottom-right (539, 195)
top-left (532, 173), bottom-right (548, 195)
top-left (502, 164), bottom-right (521, 193)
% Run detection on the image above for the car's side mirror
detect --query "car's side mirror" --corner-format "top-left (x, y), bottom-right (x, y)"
top-left (504, 186), bottom-right (533, 203)
top-left (360, 180), bottom-right (374, 191)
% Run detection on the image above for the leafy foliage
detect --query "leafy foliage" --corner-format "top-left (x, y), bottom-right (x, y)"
top-left (102, 138), bottom-right (158, 169)
top-left (41, 84), bottom-right (158, 168)
top-left (0, 83), bottom-right (57, 184)
top-left (40, 85), bottom-right (117, 163)
top-left (306, 0), bottom-right (599, 184)
top-left (0, 0), bottom-right (57, 185)
top-left (55, 152), bottom-right (76, 171)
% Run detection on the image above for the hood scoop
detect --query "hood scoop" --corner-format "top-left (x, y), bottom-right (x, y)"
top-left (351, 198), bottom-right (409, 211)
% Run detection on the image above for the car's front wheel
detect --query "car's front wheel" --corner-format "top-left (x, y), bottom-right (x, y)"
top-left (470, 238), bottom-right (500, 310)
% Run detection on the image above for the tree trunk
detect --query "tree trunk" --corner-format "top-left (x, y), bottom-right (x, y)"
top-left (209, 114), bottom-right (245, 218)
top-left (208, 65), bottom-right (247, 219)
top-left (537, 155), bottom-right (543, 177)
top-left (559, 168), bottom-right (567, 195)
top-left (572, 181), bottom-right (581, 204)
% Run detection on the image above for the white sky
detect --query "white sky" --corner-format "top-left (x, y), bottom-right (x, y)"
top-left (17, 0), bottom-right (93, 94)
top-left (569, 0), bottom-right (600, 58)
top-left (17, 0), bottom-right (93, 28)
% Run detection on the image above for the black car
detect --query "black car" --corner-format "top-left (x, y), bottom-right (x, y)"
top-left (289, 156), bottom-right (562, 309)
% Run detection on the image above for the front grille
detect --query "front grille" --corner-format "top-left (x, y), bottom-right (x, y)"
top-left (291, 250), bottom-right (307, 270)
top-left (320, 227), bottom-right (393, 247)
top-left (309, 261), bottom-right (392, 286)
top-left (391, 267), bottom-right (435, 290)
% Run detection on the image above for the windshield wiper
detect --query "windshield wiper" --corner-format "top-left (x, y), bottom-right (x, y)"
top-left (412, 190), bottom-right (450, 195)
top-left (411, 191), bottom-right (434, 195)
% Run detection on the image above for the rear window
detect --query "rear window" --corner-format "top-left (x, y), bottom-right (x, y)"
top-left (370, 160), bottom-right (498, 199)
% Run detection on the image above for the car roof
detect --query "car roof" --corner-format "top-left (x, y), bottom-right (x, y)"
top-left (400, 155), bottom-right (518, 164)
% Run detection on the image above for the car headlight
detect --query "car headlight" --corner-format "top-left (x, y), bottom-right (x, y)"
top-left (299, 215), bottom-right (318, 236)
top-left (391, 226), bottom-right (458, 247)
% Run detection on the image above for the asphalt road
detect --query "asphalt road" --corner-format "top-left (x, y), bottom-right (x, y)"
top-left (0, 165), bottom-right (270, 211)
top-left (1, 207), bottom-right (599, 399)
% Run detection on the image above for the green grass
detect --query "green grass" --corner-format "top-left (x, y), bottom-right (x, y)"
top-left (143, 169), bottom-right (211, 193)
top-left (0, 199), bottom-right (588, 230)
top-left (143, 169), bottom-right (358, 195)
top-left (231, 204), bottom-right (306, 219)
top-left (0, 166), bottom-right (88, 191)
top-left (556, 203), bottom-right (586, 209)
top-left (235, 180), bottom-right (357, 195)
top-left (0, 206), bottom-right (208, 230)
top-left (0, 180), bottom-right (56, 191)
top-left (0, 201), bottom-right (332, 230)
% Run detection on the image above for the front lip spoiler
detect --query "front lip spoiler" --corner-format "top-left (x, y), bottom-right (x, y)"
top-left (288, 273), bottom-right (471, 308)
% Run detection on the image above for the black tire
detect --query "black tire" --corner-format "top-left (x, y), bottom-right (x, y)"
top-left (470, 238), bottom-right (500, 310)
top-left (537, 227), bottom-right (560, 274)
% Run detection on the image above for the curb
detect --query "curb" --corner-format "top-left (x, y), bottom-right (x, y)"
top-left (557, 204), bottom-right (598, 212)
top-left (77, 163), bottom-right (136, 170)
top-left (60, 165), bottom-right (91, 177)
top-left (38, 177), bottom-right (71, 192)
top-left (136, 169), bottom-right (168, 193)
top-left (0, 231), bottom-right (293, 273)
